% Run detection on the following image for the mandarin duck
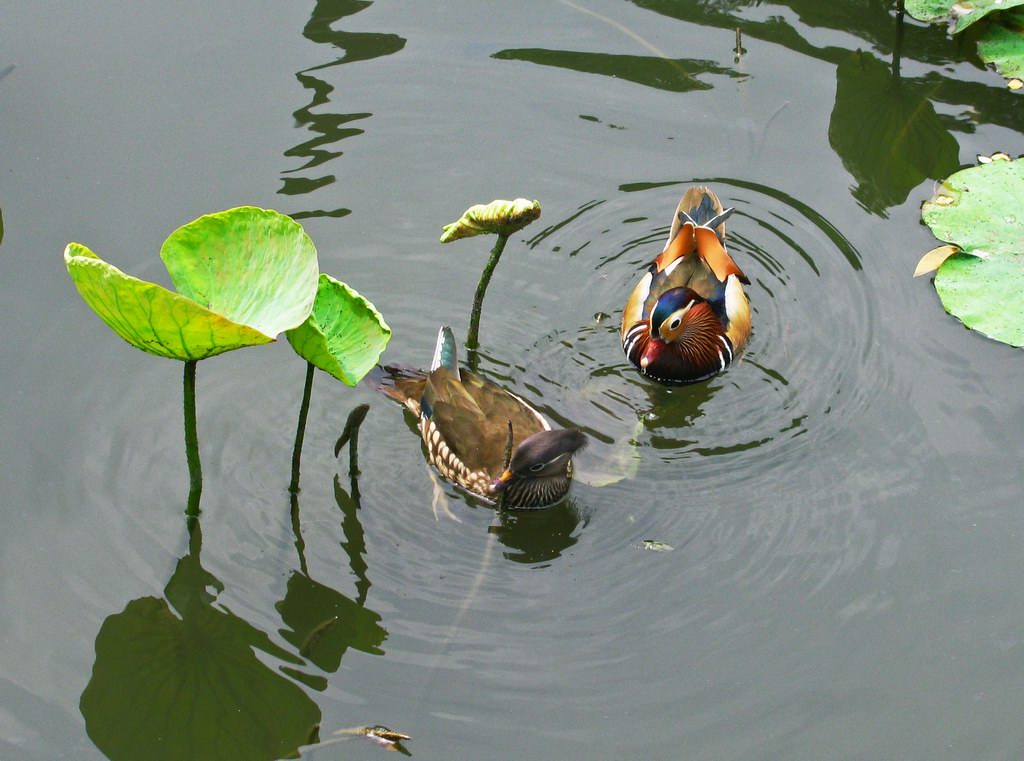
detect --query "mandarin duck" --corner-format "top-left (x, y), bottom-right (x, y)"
top-left (620, 186), bottom-right (751, 384)
top-left (371, 327), bottom-right (586, 509)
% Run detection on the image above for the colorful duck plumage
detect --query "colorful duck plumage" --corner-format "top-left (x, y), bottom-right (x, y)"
top-left (620, 186), bottom-right (751, 384)
top-left (372, 327), bottom-right (586, 509)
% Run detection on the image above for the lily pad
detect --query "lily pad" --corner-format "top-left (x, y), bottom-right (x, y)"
top-left (285, 274), bottom-right (392, 385)
top-left (921, 158), bottom-right (1024, 346)
top-left (65, 207), bottom-right (319, 360)
top-left (440, 199), bottom-right (541, 242)
top-left (905, 0), bottom-right (1024, 32)
top-left (976, 8), bottom-right (1024, 80)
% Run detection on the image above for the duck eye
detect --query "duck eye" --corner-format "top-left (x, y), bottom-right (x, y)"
top-left (529, 462), bottom-right (546, 473)
top-left (669, 317), bottom-right (682, 330)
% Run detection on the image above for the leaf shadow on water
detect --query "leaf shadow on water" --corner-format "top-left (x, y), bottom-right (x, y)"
top-left (281, 0), bottom-right (407, 220)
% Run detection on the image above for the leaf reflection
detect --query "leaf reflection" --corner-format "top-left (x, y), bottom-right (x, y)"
top-left (829, 50), bottom-right (960, 216)
top-left (80, 525), bottom-right (321, 761)
top-left (492, 48), bottom-right (742, 92)
top-left (282, 0), bottom-right (406, 219)
top-left (624, 0), bottom-right (1019, 214)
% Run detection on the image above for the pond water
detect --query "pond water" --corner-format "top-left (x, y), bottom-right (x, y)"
top-left (3, 1), bottom-right (1024, 759)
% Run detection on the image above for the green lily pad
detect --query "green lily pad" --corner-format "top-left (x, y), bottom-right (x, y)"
top-left (905, 0), bottom-right (1024, 31)
top-left (922, 158), bottom-right (1024, 347)
top-left (161, 207), bottom-right (319, 339)
top-left (65, 207), bottom-right (320, 360)
top-left (285, 274), bottom-right (392, 386)
top-left (64, 244), bottom-right (276, 360)
top-left (440, 199), bottom-right (541, 242)
top-left (976, 8), bottom-right (1024, 80)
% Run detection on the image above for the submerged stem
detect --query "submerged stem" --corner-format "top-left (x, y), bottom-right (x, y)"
top-left (467, 233), bottom-right (509, 351)
top-left (183, 360), bottom-right (202, 518)
top-left (289, 361), bottom-right (316, 495)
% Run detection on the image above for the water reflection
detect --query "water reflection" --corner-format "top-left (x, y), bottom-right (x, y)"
top-left (488, 500), bottom-right (586, 565)
top-left (277, 463), bottom-right (387, 674)
top-left (282, 0), bottom-right (406, 219)
top-left (81, 409), bottom-right (388, 760)
top-left (80, 523), bottom-right (321, 761)
top-left (492, 48), bottom-right (742, 92)
top-left (828, 6), bottom-right (961, 216)
top-left (620, 0), bottom-right (1018, 213)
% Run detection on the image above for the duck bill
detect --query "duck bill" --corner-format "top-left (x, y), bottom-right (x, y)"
top-left (491, 469), bottom-right (515, 494)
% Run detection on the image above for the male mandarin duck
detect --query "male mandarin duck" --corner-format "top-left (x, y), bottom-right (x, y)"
top-left (372, 327), bottom-right (586, 509)
top-left (620, 186), bottom-right (752, 384)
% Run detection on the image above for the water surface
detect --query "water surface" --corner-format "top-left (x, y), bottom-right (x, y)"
top-left (2, 1), bottom-right (1024, 759)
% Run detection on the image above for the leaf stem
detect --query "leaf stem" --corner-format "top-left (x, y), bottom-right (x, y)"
top-left (183, 360), bottom-right (202, 518)
top-left (289, 361), bottom-right (316, 495)
top-left (467, 233), bottom-right (509, 352)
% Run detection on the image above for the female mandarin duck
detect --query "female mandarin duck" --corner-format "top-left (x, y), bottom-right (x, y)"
top-left (620, 186), bottom-right (751, 384)
top-left (373, 327), bottom-right (586, 509)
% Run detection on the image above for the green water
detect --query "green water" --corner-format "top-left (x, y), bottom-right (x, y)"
top-left (2, 1), bottom-right (1023, 759)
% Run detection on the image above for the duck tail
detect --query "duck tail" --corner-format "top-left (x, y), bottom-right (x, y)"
top-left (668, 186), bottom-right (734, 247)
top-left (430, 325), bottom-right (460, 378)
top-left (364, 364), bottom-right (426, 407)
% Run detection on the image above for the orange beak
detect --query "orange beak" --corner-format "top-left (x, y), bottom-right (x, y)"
top-left (491, 469), bottom-right (515, 493)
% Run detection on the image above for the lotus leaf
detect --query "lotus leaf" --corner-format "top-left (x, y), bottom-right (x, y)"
top-left (64, 207), bottom-right (319, 360)
top-left (64, 244), bottom-right (275, 360)
top-left (921, 158), bottom-right (1024, 347)
top-left (285, 274), bottom-right (391, 386)
top-left (440, 199), bottom-right (541, 242)
top-left (161, 207), bottom-right (319, 338)
top-left (906, 0), bottom-right (1024, 31)
top-left (976, 8), bottom-right (1024, 80)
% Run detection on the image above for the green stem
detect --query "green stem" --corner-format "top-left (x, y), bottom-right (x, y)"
top-left (290, 490), bottom-right (309, 577)
top-left (289, 361), bottom-right (316, 495)
top-left (183, 360), bottom-right (202, 519)
top-left (467, 233), bottom-right (509, 352)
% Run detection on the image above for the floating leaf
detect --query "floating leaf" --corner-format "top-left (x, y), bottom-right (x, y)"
top-left (64, 244), bottom-right (275, 360)
top-left (976, 8), bottom-right (1024, 81)
top-left (913, 244), bottom-right (962, 276)
top-left (161, 207), bottom-right (319, 339)
top-left (65, 207), bottom-right (320, 360)
top-left (920, 158), bottom-right (1024, 346)
top-left (286, 274), bottom-right (391, 385)
top-left (641, 540), bottom-right (674, 552)
top-left (440, 199), bottom-right (541, 242)
top-left (906, 0), bottom-right (1024, 31)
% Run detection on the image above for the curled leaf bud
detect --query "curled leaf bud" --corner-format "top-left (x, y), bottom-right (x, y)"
top-left (440, 198), bottom-right (541, 243)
